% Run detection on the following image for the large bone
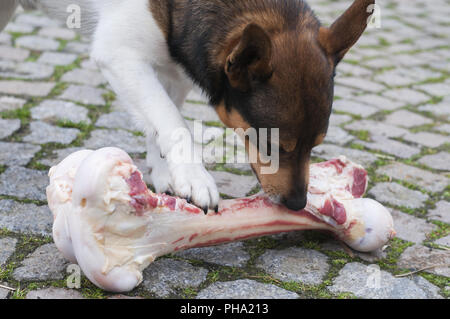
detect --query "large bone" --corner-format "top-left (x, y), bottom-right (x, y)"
top-left (47, 147), bottom-right (395, 292)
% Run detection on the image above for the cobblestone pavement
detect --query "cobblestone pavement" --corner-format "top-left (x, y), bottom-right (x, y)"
top-left (0, 1), bottom-right (449, 299)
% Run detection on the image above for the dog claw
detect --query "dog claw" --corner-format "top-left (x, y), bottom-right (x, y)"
top-left (214, 205), bottom-right (219, 213)
top-left (202, 206), bottom-right (209, 215)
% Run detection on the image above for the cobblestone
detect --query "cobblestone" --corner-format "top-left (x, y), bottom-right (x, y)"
top-left (31, 99), bottom-right (90, 124)
top-left (0, 2), bottom-right (448, 299)
top-left (369, 182), bottom-right (429, 209)
top-left (0, 237), bottom-right (17, 266)
top-left (23, 121), bottom-right (80, 145)
top-left (197, 279), bottom-right (298, 299)
top-left (13, 243), bottom-right (69, 281)
top-left (390, 210), bottom-right (437, 244)
top-left (376, 163), bottom-right (449, 193)
top-left (176, 242), bottom-right (250, 267)
top-left (142, 259), bottom-right (208, 298)
top-left (255, 248), bottom-right (329, 285)
top-left (398, 245), bottom-right (450, 278)
top-left (329, 262), bottom-right (442, 299)
top-left (0, 118), bottom-right (21, 139)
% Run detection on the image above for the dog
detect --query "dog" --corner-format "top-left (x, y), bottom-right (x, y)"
top-left (0, 0), bottom-right (375, 212)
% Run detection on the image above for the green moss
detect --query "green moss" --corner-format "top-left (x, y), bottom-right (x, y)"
top-left (350, 130), bottom-right (370, 142)
top-left (376, 238), bottom-right (414, 273)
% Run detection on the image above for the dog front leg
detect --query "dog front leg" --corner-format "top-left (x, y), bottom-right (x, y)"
top-left (91, 48), bottom-right (219, 212)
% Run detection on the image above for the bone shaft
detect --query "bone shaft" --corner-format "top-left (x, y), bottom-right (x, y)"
top-left (152, 201), bottom-right (334, 257)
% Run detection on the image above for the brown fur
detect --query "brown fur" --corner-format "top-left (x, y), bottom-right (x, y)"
top-left (148, 0), bottom-right (375, 210)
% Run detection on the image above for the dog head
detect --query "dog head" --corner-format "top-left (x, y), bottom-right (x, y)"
top-left (217, 0), bottom-right (374, 210)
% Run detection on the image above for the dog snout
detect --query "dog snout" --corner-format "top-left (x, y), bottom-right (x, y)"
top-left (282, 186), bottom-right (308, 211)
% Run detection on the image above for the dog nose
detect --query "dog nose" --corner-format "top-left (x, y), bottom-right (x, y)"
top-left (283, 194), bottom-right (307, 211)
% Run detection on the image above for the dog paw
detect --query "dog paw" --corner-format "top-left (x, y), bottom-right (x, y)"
top-left (168, 163), bottom-right (220, 213)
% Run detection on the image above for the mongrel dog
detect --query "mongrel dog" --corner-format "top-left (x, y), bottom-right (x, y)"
top-left (1, 0), bottom-right (375, 212)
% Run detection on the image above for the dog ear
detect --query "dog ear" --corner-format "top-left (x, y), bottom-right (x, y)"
top-left (318, 0), bottom-right (375, 64)
top-left (225, 23), bottom-right (273, 91)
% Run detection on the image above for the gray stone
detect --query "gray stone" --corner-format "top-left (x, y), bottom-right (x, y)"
top-left (37, 51), bottom-right (78, 66)
top-left (13, 244), bottom-right (69, 281)
top-left (353, 94), bottom-right (404, 111)
top-left (0, 142), bottom-right (41, 166)
top-left (15, 14), bottom-right (61, 28)
top-left (383, 89), bottom-right (431, 105)
top-left (26, 288), bottom-right (84, 299)
top-left (0, 237), bottom-right (17, 266)
top-left (96, 112), bottom-right (135, 130)
top-left (223, 162), bottom-right (253, 173)
top-left (345, 120), bottom-right (408, 138)
top-left (0, 284), bottom-right (11, 299)
top-left (419, 101), bottom-right (450, 120)
top-left (16, 35), bottom-right (60, 51)
top-left (336, 62), bottom-right (372, 76)
top-left (429, 201), bottom-right (450, 224)
top-left (0, 45), bottom-right (30, 61)
top-left (0, 200), bottom-right (52, 236)
top-left (418, 152), bottom-right (450, 171)
top-left (375, 71), bottom-right (418, 87)
top-left (361, 135), bottom-right (421, 159)
top-left (336, 77), bottom-right (386, 93)
top-left (4, 22), bottom-right (35, 33)
top-left (324, 126), bottom-right (354, 145)
top-left (142, 259), bottom-right (208, 297)
top-left (40, 147), bottom-right (84, 167)
top-left (84, 129), bottom-right (146, 154)
top-left (80, 59), bottom-right (99, 70)
top-left (402, 132), bottom-right (448, 148)
top-left (398, 245), bottom-right (450, 277)
top-left (328, 262), bottom-right (442, 299)
top-left (334, 85), bottom-right (358, 98)
top-left (434, 235), bottom-right (450, 248)
top-left (0, 61), bottom-right (54, 80)
top-left (0, 96), bottom-right (26, 112)
top-left (209, 171), bottom-right (258, 198)
top-left (436, 124), bottom-right (450, 134)
top-left (181, 102), bottom-right (220, 122)
top-left (23, 121), bottom-right (80, 145)
top-left (0, 118), bottom-right (21, 139)
top-left (390, 210), bottom-right (437, 244)
top-left (38, 27), bottom-right (77, 40)
top-left (377, 163), bottom-right (449, 193)
top-left (0, 167), bottom-right (48, 201)
top-left (329, 113), bottom-right (352, 126)
top-left (197, 279), bottom-right (298, 299)
top-left (384, 110), bottom-right (433, 128)
top-left (256, 247), bottom-right (329, 285)
top-left (312, 144), bottom-right (377, 166)
top-left (414, 83), bottom-right (450, 97)
top-left (0, 33), bottom-right (12, 45)
top-left (0, 80), bottom-right (55, 97)
top-left (369, 182), bottom-right (428, 209)
top-left (333, 99), bottom-right (378, 117)
top-left (31, 99), bottom-right (90, 124)
top-left (63, 42), bottom-right (90, 54)
top-left (176, 242), bottom-right (250, 267)
top-left (59, 85), bottom-right (106, 105)
top-left (61, 69), bottom-right (107, 86)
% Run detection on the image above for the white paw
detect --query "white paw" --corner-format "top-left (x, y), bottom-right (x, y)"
top-left (169, 163), bottom-right (220, 213)
top-left (147, 150), bottom-right (173, 194)
top-left (149, 162), bottom-right (173, 194)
